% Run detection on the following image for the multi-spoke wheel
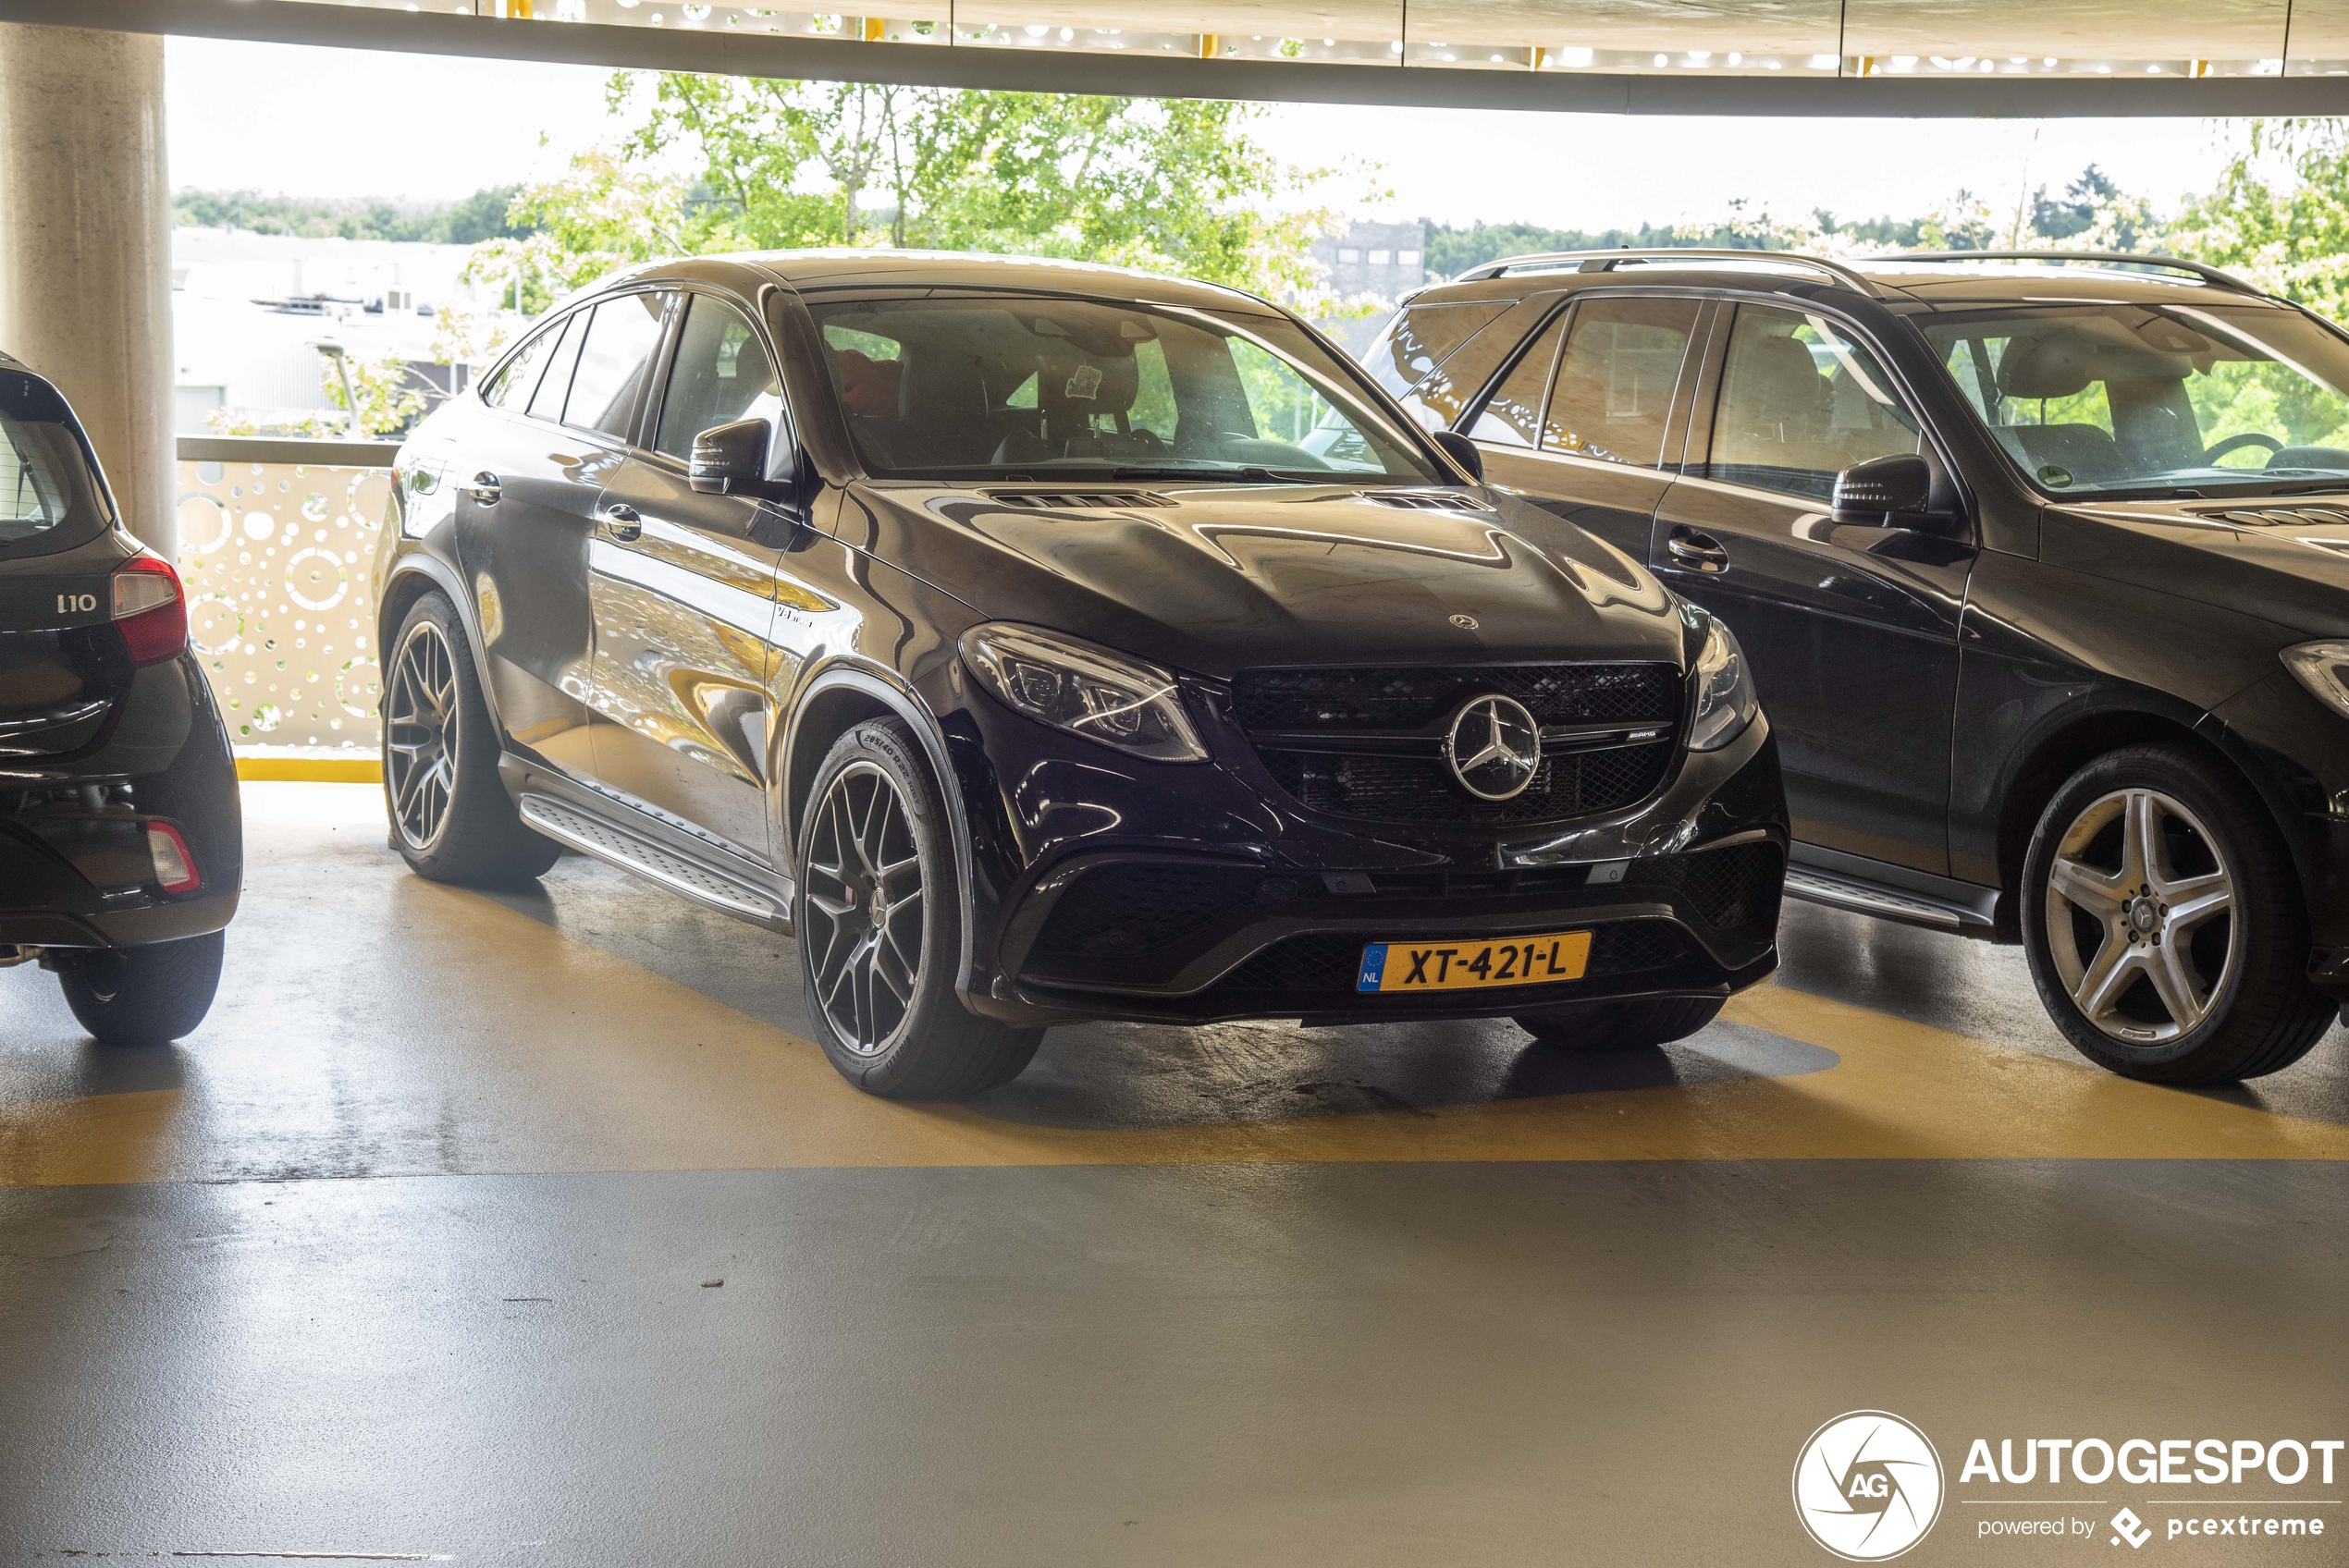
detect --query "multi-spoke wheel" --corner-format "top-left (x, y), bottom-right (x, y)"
top-left (802, 761), bottom-right (927, 1058)
top-left (387, 617), bottom-right (459, 852)
top-left (2023, 743), bottom-right (2333, 1084)
top-left (794, 718), bottom-right (1043, 1097)
top-left (381, 593), bottom-right (560, 886)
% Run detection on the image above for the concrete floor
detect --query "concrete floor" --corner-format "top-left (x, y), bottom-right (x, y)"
top-left (2, 785), bottom-right (2344, 1564)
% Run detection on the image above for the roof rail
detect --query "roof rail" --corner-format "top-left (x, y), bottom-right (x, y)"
top-left (1881, 250), bottom-right (2262, 294)
top-left (1458, 248), bottom-right (1882, 298)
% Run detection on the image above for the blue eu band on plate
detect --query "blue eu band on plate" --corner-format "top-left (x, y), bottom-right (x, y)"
top-left (1356, 930), bottom-right (1594, 993)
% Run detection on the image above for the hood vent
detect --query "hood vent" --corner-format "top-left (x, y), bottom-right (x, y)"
top-left (987, 490), bottom-right (1174, 511)
top-left (2190, 503), bottom-right (2349, 528)
top-left (1358, 490), bottom-right (1491, 513)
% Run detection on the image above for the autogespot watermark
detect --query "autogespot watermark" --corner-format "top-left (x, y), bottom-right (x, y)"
top-left (1793, 1415), bottom-right (2343, 1557)
top-left (1793, 1411), bottom-right (1949, 1561)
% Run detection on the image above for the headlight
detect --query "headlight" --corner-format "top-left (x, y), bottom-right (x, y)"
top-left (960, 623), bottom-right (1209, 763)
top-left (2282, 640), bottom-right (2349, 718)
top-left (1688, 614), bottom-right (1759, 752)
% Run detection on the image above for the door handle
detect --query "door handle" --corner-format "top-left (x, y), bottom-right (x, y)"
top-left (1665, 525), bottom-right (1730, 573)
top-left (601, 502), bottom-right (642, 542)
top-left (463, 472), bottom-right (501, 505)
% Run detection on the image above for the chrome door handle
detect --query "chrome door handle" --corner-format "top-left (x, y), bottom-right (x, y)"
top-left (463, 472), bottom-right (502, 504)
top-left (602, 502), bottom-right (642, 541)
top-left (1665, 525), bottom-right (1729, 573)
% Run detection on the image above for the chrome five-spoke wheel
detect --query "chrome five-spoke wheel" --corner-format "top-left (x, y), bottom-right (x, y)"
top-left (386, 618), bottom-right (459, 851)
top-left (2043, 786), bottom-right (2237, 1045)
top-left (802, 760), bottom-right (927, 1057)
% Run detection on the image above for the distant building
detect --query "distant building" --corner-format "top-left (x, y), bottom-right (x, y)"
top-left (1308, 220), bottom-right (1429, 356)
top-left (170, 227), bottom-right (511, 434)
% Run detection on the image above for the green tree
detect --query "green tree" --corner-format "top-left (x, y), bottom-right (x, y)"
top-left (2172, 121), bottom-right (2349, 318)
top-left (498, 74), bottom-right (1336, 304)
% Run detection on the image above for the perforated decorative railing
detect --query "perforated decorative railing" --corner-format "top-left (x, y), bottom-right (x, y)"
top-left (173, 438), bottom-right (400, 756)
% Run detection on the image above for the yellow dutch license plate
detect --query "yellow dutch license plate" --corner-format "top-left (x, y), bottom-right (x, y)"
top-left (1356, 930), bottom-right (1593, 994)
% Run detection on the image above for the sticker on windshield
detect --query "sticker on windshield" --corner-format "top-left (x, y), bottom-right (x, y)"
top-left (2037, 463), bottom-right (2073, 488)
top-left (1064, 363), bottom-right (1103, 401)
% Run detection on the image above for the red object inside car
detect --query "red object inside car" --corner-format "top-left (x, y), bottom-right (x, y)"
top-left (838, 350), bottom-right (903, 417)
top-left (111, 552), bottom-right (187, 667)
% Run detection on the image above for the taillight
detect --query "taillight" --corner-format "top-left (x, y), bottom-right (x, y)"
top-left (146, 821), bottom-right (201, 894)
top-left (112, 552), bottom-right (187, 666)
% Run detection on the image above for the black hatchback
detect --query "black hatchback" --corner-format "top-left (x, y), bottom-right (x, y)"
top-left (373, 251), bottom-right (1787, 1098)
top-left (0, 353), bottom-right (240, 1044)
top-left (1372, 247), bottom-right (2349, 1084)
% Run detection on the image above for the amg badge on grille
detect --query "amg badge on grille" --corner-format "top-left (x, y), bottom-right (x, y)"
top-left (1444, 694), bottom-right (1542, 801)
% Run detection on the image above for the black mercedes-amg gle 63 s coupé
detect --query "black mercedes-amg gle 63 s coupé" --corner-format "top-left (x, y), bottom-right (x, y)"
top-left (372, 252), bottom-right (1787, 1097)
top-left (1, 352), bottom-right (240, 1045)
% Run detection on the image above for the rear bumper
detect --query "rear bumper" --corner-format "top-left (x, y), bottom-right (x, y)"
top-left (0, 652), bottom-right (241, 950)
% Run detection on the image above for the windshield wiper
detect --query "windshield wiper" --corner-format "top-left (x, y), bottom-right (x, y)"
top-left (1107, 465), bottom-right (1327, 484)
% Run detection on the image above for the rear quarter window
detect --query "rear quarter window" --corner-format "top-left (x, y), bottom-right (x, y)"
top-left (0, 371), bottom-right (114, 560)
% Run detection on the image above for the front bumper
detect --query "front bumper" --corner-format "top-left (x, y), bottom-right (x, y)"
top-left (930, 656), bottom-right (1787, 1025)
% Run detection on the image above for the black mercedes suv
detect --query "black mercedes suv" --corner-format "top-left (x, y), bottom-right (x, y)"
top-left (1371, 247), bottom-right (2349, 1084)
top-left (373, 251), bottom-right (1787, 1097)
top-left (0, 353), bottom-right (240, 1044)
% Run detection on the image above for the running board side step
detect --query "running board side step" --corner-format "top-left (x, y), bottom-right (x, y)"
top-left (1783, 866), bottom-right (1996, 935)
top-left (518, 792), bottom-right (791, 931)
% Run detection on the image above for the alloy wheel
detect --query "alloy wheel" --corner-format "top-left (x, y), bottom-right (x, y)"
top-left (385, 619), bottom-right (459, 851)
top-left (2043, 787), bottom-right (2238, 1045)
top-left (802, 761), bottom-right (927, 1057)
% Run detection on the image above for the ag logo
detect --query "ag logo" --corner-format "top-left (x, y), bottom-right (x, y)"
top-left (1792, 1410), bottom-right (1945, 1562)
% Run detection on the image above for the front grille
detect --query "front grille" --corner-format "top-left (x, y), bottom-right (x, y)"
top-left (1232, 662), bottom-right (1678, 732)
top-left (1258, 743), bottom-right (1674, 825)
top-left (1215, 919), bottom-right (1691, 996)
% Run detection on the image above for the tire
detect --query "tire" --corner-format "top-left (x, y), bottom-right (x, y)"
top-left (1515, 995), bottom-right (1724, 1051)
top-left (793, 718), bottom-right (1043, 1098)
top-left (383, 592), bottom-right (560, 888)
top-left (56, 930), bottom-right (225, 1047)
top-left (2021, 742), bottom-right (2333, 1084)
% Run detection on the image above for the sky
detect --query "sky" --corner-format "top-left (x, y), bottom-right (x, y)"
top-left (165, 35), bottom-right (2246, 233)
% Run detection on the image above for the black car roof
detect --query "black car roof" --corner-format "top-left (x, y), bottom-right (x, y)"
top-left (589, 250), bottom-right (1281, 314)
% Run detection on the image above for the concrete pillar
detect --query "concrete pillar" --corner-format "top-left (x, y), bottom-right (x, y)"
top-left (0, 24), bottom-right (175, 557)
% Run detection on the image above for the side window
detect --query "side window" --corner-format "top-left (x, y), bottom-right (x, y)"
top-left (1396, 300), bottom-right (1554, 434)
top-left (1365, 301), bottom-right (1510, 398)
top-left (565, 292), bottom-right (671, 442)
top-left (655, 296), bottom-right (785, 461)
top-left (1703, 305), bottom-right (1921, 499)
top-left (483, 316), bottom-right (563, 410)
top-left (1543, 297), bottom-right (1703, 469)
top-left (1467, 312), bottom-right (1567, 448)
top-left (525, 312), bottom-right (585, 424)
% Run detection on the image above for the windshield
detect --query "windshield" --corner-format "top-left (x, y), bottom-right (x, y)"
top-left (0, 368), bottom-right (113, 557)
top-left (807, 293), bottom-right (1441, 483)
top-left (1920, 301), bottom-right (2349, 497)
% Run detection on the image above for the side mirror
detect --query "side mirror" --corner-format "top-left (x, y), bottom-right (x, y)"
top-left (690, 418), bottom-right (795, 501)
top-left (1830, 453), bottom-right (1936, 527)
top-left (1430, 429), bottom-right (1484, 484)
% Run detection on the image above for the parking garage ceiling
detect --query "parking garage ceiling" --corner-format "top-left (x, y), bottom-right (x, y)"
top-left (13, 0), bottom-right (2349, 112)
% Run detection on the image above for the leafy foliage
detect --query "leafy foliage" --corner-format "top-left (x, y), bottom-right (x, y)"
top-left (173, 187), bottom-right (534, 244)
top-left (489, 75), bottom-right (1337, 306)
top-left (2172, 121), bottom-right (2349, 319)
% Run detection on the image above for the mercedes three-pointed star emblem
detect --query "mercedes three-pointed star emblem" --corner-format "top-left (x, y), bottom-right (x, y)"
top-left (1444, 693), bottom-right (1542, 801)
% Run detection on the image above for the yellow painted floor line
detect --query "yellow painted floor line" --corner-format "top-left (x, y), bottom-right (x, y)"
top-left (5, 874), bottom-right (2346, 1188)
top-left (235, 755), bottom-right (381, 783)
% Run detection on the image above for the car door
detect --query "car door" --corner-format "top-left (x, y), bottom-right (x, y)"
top-left (584, 288), bottom-right (810, 859)
top-left (451, 304), bottom-right (617, 780)
top-left (1462, 292), bottom-right (1712, 562)
top-left (1649, 300), bottom-right (1974, 875)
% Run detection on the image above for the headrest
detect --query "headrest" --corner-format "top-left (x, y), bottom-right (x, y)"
top-left (1996, 334), bottom-right (2094, 400)
top-left (1728, 334), bottom-right (1828, 410)
top-left (837, 349), bottom-right (903, 417)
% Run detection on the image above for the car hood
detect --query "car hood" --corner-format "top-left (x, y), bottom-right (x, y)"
top-left (2044, 496), bottom-right (2349, 638)
top-left (850, 483), bottom-right (1690, 679)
